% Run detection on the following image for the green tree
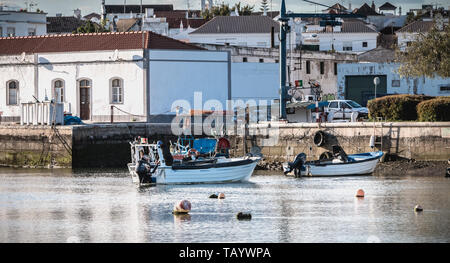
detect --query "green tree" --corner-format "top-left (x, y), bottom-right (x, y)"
top-left (260, 0), bottom-right (269, 13)
top-left (231, 2), bottom-right (254, 16)
top-left (74, 21), bottom-right (110, 34)
top-left (395, 22), bottom-right (450, 78)
top-left (201, 2), bottom-right (232, 19)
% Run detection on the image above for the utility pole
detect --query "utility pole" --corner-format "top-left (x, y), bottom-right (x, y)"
top-left (277, 0), bottom-right (364, 120)
top-left (278, 0), bottom-right (289, 120)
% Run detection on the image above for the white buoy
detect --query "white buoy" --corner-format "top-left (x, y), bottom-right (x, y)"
top-left (369, 135), bottom-right (375, 148)
top-left (173, 200), bottom-right (191, 214)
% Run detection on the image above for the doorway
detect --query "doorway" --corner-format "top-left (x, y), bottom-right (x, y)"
top-left (79, 79), bottom-right (91, 120)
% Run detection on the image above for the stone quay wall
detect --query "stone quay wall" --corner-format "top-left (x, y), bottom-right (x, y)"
top-left (235, 122), bottom-right (450, 163)
top-left (0, 125), bottom-right (72, 168)
top-left (0, 122), bottom-right (449, 168)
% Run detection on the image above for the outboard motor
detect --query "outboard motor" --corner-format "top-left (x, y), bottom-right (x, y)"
top-left (283, 153), bottom-right (307, 176)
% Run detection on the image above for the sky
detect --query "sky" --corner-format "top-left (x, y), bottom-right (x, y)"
top-left (0, 0), bottom-right (446, 16)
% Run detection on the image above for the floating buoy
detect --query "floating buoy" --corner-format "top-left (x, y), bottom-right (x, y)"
top-left (356, 189), bottom-right (365, 198)
top-left (209, 194), bottom-right (218, 199)
top-left (236, 212), bottom-right (252, 220)
top-left (173, 200), bottom-right (191, 214)
top-left (218, 193), bottom-right (225, 199)
top-left (414, 205), bottom-right (423, 212)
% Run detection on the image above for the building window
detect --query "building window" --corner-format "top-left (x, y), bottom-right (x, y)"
top-left (334, 62), bottom-right (338, 75)
top-left (6, 80), bottom-right (19, 105)
top-left (242, 57), bottom-right (247, 62)
top-left (259, 58), bottom-right (264, 63)
top-left (306, 60), bottom-right (311, 74)
top-left (362, 42), bottom-right (368, 48)
top-left (343, 42), bottom-right (352, 51)
top-left (28, 28), bottom-right (36, 36)
top-left (110, 78), bottom-right (123, 104)
top-left (320, 62), bottom-right (325, 75)
top-left (440, 86), bottom-right (450, 93)
top-left (6, 27), bottom-right (15, 37)
top-left (53, 79), bottom-right (65, 102)
top-left (392, 80), bottom-right (400, 87)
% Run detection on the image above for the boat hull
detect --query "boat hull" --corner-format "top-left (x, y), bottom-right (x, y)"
top-left (128, 157), bottom-right (260, 185)
top-left (301, 151), bottom-right (383, 177)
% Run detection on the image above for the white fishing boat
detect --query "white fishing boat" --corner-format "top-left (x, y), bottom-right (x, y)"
top-left (283, 145), bottom-right (383, 177)
top-left (128, 138), bottom-right (260, 185)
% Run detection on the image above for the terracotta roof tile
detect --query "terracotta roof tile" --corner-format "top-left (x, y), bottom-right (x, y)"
top-left (105, 4), bottom-right (173, 13)
top-left (396, 20), bottom-right (434, 33)
top-left (190, 16), bottom-right (280, 34)
top-left (0, 31), bottom-right (203, 55)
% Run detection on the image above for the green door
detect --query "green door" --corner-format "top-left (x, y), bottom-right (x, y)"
top-left (345, 75), bottom-right (387, 106)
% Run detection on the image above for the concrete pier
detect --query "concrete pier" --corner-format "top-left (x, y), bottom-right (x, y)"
top-left (0, 122), bottom-right (449, 168)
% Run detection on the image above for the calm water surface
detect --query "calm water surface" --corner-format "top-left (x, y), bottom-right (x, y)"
top-left (0, 168), bottom-right (449, 243)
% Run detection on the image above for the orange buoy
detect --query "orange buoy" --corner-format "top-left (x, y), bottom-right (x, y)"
top-left (414, 205), bottom-right (423, 212)
top-left (356, 189), bottom-right (365, 198)
top-left (173, 200), bottom-right (191, 214)
top-left (218, 193), bottom-right (225, 199)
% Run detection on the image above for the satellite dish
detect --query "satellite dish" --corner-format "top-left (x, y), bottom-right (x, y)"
top-left (111, 49), bottom-right (119, 61)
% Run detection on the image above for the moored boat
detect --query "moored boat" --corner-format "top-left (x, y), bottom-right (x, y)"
top-left (128, 138), bottom-right (260, 185)
top-left (283, 145), bottom-right (383, 177)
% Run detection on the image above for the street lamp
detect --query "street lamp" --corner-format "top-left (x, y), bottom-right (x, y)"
top-left (373, 76), bottom-right (380, 100)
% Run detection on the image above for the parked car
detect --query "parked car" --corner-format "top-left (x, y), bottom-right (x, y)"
top-left (325, 100), bottom-right (369, 120)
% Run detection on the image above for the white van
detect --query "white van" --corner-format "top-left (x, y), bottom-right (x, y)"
top-left (325, 100), bottom-right (369, 120)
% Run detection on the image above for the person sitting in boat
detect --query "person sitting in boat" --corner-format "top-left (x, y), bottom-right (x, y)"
top-left (158, 140), bottom-right (174, 166)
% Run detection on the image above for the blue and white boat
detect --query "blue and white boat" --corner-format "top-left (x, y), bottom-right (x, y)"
top-left (283, 146), bottom-right (383, 177)
top-left (128, 138), bottom-right (260, 185)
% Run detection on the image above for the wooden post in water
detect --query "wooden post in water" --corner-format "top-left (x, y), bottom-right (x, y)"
top-left (110, 105), bottom-right (114, 123)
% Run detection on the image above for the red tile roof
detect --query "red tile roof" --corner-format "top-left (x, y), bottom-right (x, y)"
top-left (0, 31), bottom-right (203, 55)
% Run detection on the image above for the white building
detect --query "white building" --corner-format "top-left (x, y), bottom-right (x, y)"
top-left (396, 20), bottom-right (435, 51)
top-left (0, 10), bottom-right (47, 37)
top-left (301, 20), bottom-right (379, 54)
top-left (189, 16), bottom-right (295, 49)
top-left (0, 31), bottom-right (231, 123)
top-left (0, 31), bottom-right (283, 124)
top-left (337, 62), bottom-right (450, 106)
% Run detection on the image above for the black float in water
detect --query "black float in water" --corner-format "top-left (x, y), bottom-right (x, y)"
top-left (236, 212), bottom-right (252, 220)
top-left (209, 194), bottom-right (218, 199)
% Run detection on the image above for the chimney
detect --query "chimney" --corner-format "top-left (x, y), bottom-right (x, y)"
top-left (371, 1), bottom-right (375, 11)
top-left (349, 3), bottom-right (352, 11)
top-left (74, 8), bottom-right (81, 19)
top-left (145, 8), bottom-right (154, 18)
top-left (101, 0), bottom-right (106, 21)
top-left (398, 6), bottom-right (402, 16)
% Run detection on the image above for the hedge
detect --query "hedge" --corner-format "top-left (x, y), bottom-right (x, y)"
top-left (417, 97), bottom-right (450, 122)
top-left (367, 95), bottom-right (433, 121)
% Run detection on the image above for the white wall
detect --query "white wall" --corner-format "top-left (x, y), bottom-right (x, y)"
top-left (231, 62), bottom-right (279, 101)
top-left (0, 11), bottom-right (47, 37)
top-left (397, 32), bottom-right (419, 51)
top-left (188, 32), bottom-right (296, 49)
top-left (149, 50), bottom-right (229, 115)
top-left (337, 62), bottom-right (450, 98)
top-left (302, 32), bottom-right (378, 53)
top-left (0, 50), bottom-right (145, 122)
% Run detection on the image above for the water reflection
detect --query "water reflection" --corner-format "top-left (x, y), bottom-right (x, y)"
top-left (0, 168), bottom-right (449, 242)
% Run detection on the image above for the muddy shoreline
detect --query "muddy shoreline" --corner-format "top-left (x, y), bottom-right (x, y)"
top-left (256, 159), bottom-right (449, 176)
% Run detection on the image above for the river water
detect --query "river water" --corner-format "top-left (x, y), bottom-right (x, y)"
top-left (0, 168), bottom-right (449, 243)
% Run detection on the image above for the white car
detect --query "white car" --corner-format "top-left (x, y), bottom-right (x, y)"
top-left (325, 100), bottom-right (369, 120)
